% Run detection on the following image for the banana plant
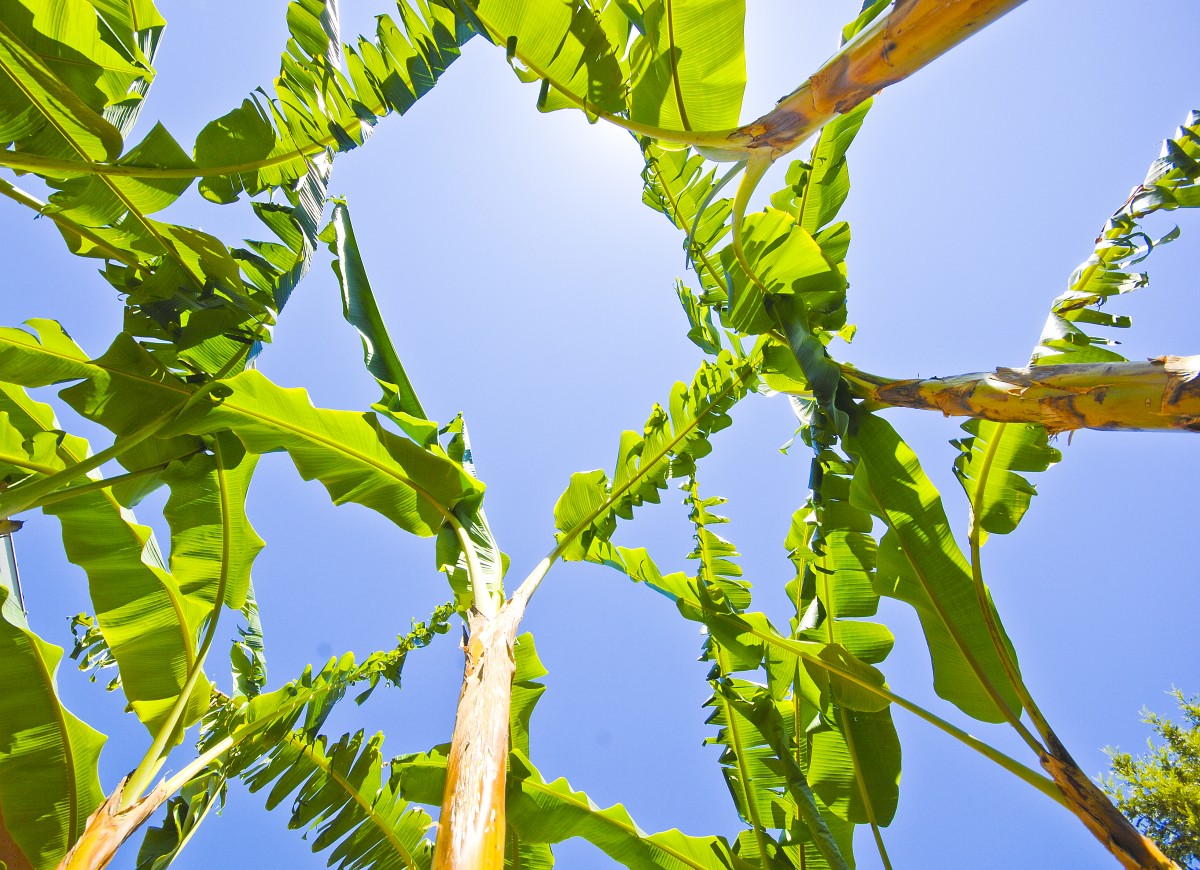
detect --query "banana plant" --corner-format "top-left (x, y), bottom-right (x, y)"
top-left (0, 0), bottom-right (1195, 868)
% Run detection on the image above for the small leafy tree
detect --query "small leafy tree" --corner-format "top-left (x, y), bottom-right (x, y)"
top-left (0, 1), bottom-right (1195, 869)
top-left (1105, 692), bottom-right (1200, 869)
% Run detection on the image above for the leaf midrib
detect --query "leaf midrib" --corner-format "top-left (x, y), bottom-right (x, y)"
top-left (281, 731), bottom-right (421, 870)
top-left (859, 463), bottom-right (1017, 725)
top-left (216, 394), bottom-right (457, 528)
top-left (693, 486), bottom-right (769, 857)
top-left (555, 358), bottom-right (757, 559)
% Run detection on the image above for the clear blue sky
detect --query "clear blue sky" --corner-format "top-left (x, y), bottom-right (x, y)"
top-left (5, 1), bottom-right (1199, 867)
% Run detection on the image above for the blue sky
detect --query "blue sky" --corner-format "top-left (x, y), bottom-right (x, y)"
top-left (4, 1), bottom-right (1199, 867)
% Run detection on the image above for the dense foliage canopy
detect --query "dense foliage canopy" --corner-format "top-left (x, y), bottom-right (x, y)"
top-left (0, 1), bottom-right (1196, 868)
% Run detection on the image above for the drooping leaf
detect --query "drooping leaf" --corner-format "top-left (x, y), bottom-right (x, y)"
top-left (0, 579), bottom-right (106, 870)
top-left (685, 479), bottom-right (749, 610)
top-left (164, 370), bottom-right (484, 539)
top-left (321, 200), bottom-right (428, 424)
top-left (321, 207), bottom-right (508, 612)
top-left (846, 412), bottom-right (1021, 724)
top-left (44, 483), bottom-right (211, 736)
top-left (0, 366), bottom-right (208, 739)
top-left (676, 279), bottom-right (724, 355)
top-left (0, 322), bottom-right (484, 548)
top-left (951, 420), bottom-right (1061, 539)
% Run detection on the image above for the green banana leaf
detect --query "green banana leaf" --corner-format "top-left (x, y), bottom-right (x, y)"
top-left (1035, 109), bottom-right (1200, 365)
top-left (0, 6), bottom-right (124, 161)
top-left (0, 579), bottom-right (106, 870)
top-left (160, 435), bottom-right (263, 613)
top-left (163, 370), bottom-right (483, 538)
top-left (196, 0), bottom-right (473, 202)
top-left (846, 413), bottom-right (1021, 724)
top-left (0, 376), bottom-right (207, 738)
top-left (321, 201), bottom-right (428, 424)
top-left (469, 0), bottom-right (626, 116)
top-left (553, 351), bottom-right (758, 563)
top-left (135, 608), bottom-right (453, 870)
top-left (951, 420), bottom-right (1061, 540)
top-left (629, 0), bottom-right (746, 132)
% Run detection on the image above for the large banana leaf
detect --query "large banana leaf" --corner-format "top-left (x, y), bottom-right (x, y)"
top-left (321, 201), bottom-right (427, 424)
top-left (0, 4), bottom-right (124, 161)
top-left (163, 370), bottom-right (483, 538)
top-left (0, 323), bottom-right (484, 539)
top-left (685, 475), bottom-right (889, 869)
top-left (0, 578), bottom-right (106, 870)
top-left (787, 449), bottom-right (891, 667)
top-left (322, 202), bottom-right (509, 613)
top-left (846, 413), bottom-right (1021, 724)
top-left (785, 442), bottom-right (899, 840)
top-left (628, 0), bottom-right (746, 132)
top-left (0, 375), bottom-right (208, 738)
top-left (160, 435), bottom-right (263, 613)
top-left (0, 322), bottom-right (481, 745)
top-left (470, 0), bottom-right (747, 138)
top-left (44, 486), bottom-right (211, 735)
top-left (0, 4), bottom-right (228, 316)
top-left (0, 1), bottom-right (330, 375)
